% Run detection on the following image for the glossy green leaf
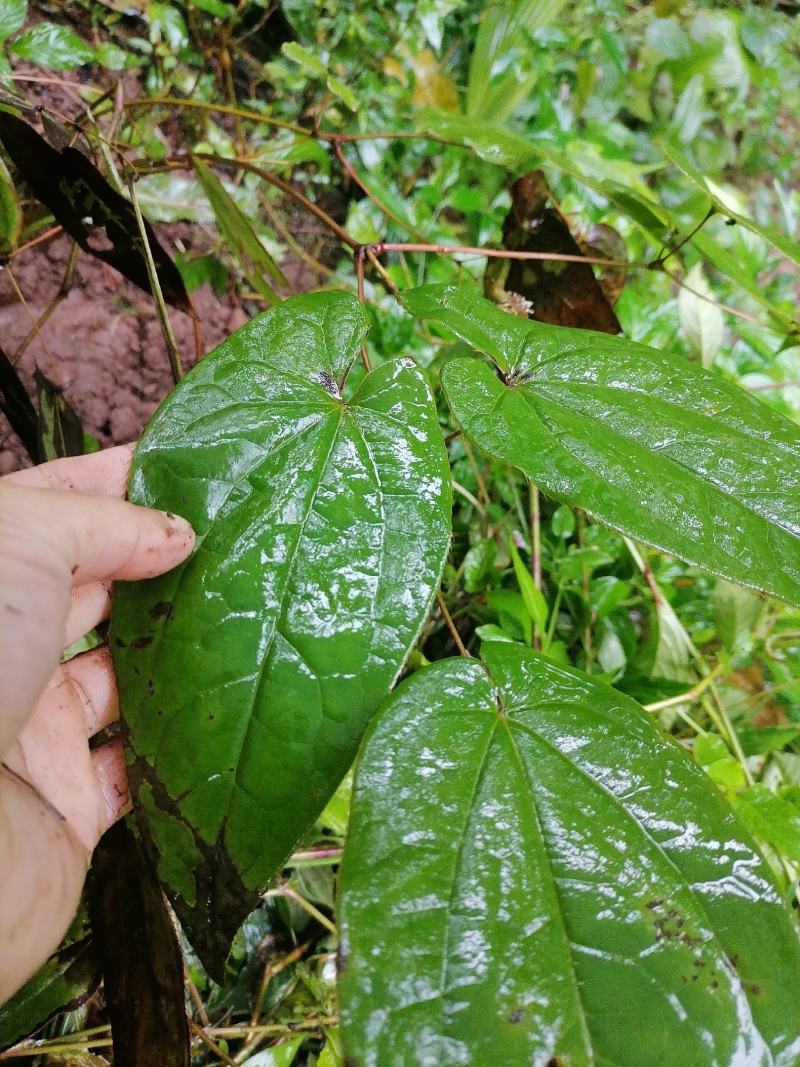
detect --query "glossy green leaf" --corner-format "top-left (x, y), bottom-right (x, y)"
top-left (660, 141), bottom-right (800, 269)
top-left (401, 284), bottom-right (800, 607)
top-left (194, 157), bottom-right (286, 304)
top-left (10, 22), bottom-right (94, 68)
top-left (339, 643), bottom-right (800, 1066)
top-left (111, 292), bottom-right (451, 977)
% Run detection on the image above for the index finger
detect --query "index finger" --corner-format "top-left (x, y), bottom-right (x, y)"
top-left (4, 444), bottom-right (136, 497)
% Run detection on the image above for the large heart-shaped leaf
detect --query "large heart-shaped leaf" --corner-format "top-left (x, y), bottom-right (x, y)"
top-left (339, 644), bottom-right (800, 1066)
top-left (401, 284), bottom-right (800, 607)
top-left (111, 292), bottom-right (451, 976)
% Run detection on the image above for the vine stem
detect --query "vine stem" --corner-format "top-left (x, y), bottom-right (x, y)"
top-left (656, 206), bottom-right (715, 267)
top-left (528, 480), bottom-right (542, 592)
top-left (369, 239), bottom-right (632, 270)
top-left (123, 95), bottom-right (455, 145)
top-left (354, 246), bottom-right (373, 372)
top-left (127, 175), bottom-right (183, 384)
top-left (437, 590), bottom-right (470, 657)
top-left (332, 138), bottom-right (431, 244)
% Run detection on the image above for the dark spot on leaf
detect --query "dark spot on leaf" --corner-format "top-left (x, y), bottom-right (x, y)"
top-left (317, 370), bottom-right (339, 396)
top-left (750, 983), bottom-right (762, 996)
top-left (148, 601), bottom-right (173, 621)
top-left (115, 637), bottom-right (127, 648)
top-left (207, 714), bottom-right (215, 721)
top-left (508, 1009), bottom-right (524, 1023)
top-left (132, 635), bottom-right (154, 649)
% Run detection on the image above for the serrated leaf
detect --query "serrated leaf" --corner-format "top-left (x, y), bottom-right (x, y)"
top-left (679, 262), bottom-right (724, 367)
top-left (401, 284), bottom-right (800, 608)
top-left (339, 644), bottom-right (800, 1066)
top-left (194, 156), bottom-right (286, 304)
top-left (111, 292), bottom-right (451, 977)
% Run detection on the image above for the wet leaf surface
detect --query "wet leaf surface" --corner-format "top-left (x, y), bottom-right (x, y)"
top-left (339, 643), bottom-right (800, 1066)
top-left (111, 292), bottom-right (451, 977)
top-left (402, 284), bottom-right (800, 607)
top-left (0, 112), bottom-right (190, 311)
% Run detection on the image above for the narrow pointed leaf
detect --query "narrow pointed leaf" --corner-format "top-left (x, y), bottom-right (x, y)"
top-left (111, 292), bottom-right (451, 976)
top-left (194, 157), bottom-right (286, 304)
top-left (340, 644), bottom-right (800, 1066)
top-left (401, 284), bottom-right (800, 607)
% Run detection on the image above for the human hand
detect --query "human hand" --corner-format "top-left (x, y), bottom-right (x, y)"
top-left (0, 445), bottom-right (194, 1003)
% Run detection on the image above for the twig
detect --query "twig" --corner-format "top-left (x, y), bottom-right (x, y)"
top-left (528, 481), bottom-right (541, 591)
top-left (127, 174), bottom-right (183, 384)
top-left (4, 266), bottom-right (60, 382)
top-left (437, 590), bottom-right (470, 657)
top-left (332, 139), bottom-right (430, 244)
top-left (189, 1018), bottom-right (238, 1066)
top-left (14, 241), bottom-right (79, 362)
top-left (354, 246), bottom-right (372, 372)
top-left (266, 885), bottom-right (337, 936)
top-left (656, 206), bottom-right (715, 266)
top-left (9, 224), bottom-right (63, 259)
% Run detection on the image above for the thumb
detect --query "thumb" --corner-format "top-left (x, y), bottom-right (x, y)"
top-left (0, 484), bottom-right (194, 757)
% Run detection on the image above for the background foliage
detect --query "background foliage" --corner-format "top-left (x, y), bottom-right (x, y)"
top-left (2, 0), bottom-right (800, 1062)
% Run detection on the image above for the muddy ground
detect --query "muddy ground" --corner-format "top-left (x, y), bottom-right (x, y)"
top-left (0, 226), bottom-right (252, 475)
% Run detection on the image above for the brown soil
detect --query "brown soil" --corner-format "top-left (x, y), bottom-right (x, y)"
top-left (0, 227), bottom-right (248, 475)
